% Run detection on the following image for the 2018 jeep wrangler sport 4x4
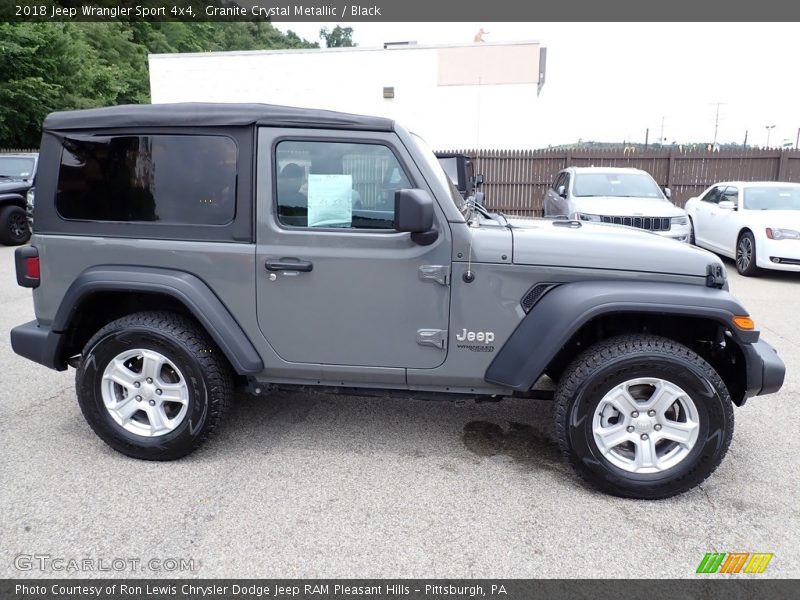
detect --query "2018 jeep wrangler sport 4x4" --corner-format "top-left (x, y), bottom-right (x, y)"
top-left (10, 103), bottom-right (786, 499)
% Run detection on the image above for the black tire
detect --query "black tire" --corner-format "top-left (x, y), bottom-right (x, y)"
top-left (76, 311), bottom-right (233, 460)
top-left (554, 334), bottom-right (733, 499)
top-left (688, 217), bottom-right (696, 245)
top-left (736, 231), bottom-right (759, 276)
top-left (0, 204), bottom-right (31, 245)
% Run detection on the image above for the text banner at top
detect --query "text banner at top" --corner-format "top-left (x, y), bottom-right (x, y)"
top-left (3, 0), bottom-right (800, 22)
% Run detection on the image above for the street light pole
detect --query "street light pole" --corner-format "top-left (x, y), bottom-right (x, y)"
top-left (765, 125), bottom-right (776, 148)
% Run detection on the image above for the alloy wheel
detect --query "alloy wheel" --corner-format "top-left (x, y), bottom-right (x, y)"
top-left (592, 377), bottom-right (700, 474)
top-left (101, 348), bottom-right (190, 437)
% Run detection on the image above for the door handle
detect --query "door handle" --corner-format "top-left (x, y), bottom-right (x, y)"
top-left (265, 258), bottom-right (313, 272)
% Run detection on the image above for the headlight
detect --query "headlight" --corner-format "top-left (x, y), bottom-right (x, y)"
top-left (766, 228), bottom-right (800, 240)
top-left (575, 213), bottom-right (601, 222)
top-left (671, 216), bottom-right (689, 226)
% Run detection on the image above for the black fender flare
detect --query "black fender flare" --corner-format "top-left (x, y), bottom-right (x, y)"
top-left (484, 280), bottom-right (758, 391)
top-left (53, 265), bottom-right (264, 374)
top-left (0, 193), bottom-right (26, 206)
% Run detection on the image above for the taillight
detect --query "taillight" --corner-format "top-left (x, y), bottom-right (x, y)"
top-left (15, 246), bottom-right (40, 288)
top-left (25, 257), bottom-right (40, 279)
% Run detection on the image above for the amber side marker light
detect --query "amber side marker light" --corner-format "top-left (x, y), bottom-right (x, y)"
top-left (732, 315), bottom-right (755, 330)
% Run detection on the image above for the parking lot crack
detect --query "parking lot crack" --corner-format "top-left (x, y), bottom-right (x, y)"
top-left (9, 386), bottom-right (73, 418)
top-left (698, 484), bottom-right (716, 509)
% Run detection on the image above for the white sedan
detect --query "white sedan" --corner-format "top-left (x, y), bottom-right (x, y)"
top-left (685, 181), bottom-right (800, 276)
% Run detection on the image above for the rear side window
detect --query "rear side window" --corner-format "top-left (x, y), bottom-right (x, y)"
top-left (56, 135), bottom-right (237, 225)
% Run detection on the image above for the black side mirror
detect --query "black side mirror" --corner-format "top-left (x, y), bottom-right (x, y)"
top-left (558, 185), bottom-right (567, 198)
top-left (395, 189), bottom-right (437, 245)
top-left (474, 174), bottom-right (484, 188)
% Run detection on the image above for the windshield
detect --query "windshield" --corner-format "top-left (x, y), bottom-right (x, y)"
top-left (573, 172), bottom-right (664, 198)
top-left (0, 157), bottom-right (35, 179)
top-left (437, 157), bottom-right (460, 188)
top-left (743, 186), bottom-right (800, 210)
top-left (410, 134), bottom-right (469, 217)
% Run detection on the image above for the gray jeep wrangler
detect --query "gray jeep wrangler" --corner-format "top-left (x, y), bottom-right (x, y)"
top-left (11, 103), bottom-right (785, 499)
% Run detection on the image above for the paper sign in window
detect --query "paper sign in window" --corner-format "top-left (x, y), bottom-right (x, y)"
top-left (307, 174), bottom-right (353, 227)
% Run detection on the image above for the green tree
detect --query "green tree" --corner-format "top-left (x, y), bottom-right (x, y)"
top-left (0, 18), bottom-right (318, 147)
top-left (320, 26), bottom-right (356, 48)
top-left (0, 23), bottom-right (118, 147)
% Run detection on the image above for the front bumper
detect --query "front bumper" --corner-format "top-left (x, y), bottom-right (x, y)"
top-left (10, 320), bottom-right (67, 371)
top-left (756, 238), bottom-right (800, 271)
top-left (743, 339), bottom-right (785, 398)
top-left (654, 223), bottom-right (691, 243)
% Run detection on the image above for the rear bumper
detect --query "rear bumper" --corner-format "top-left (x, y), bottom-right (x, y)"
top-left (10, 320), bottom-right (67, 371)
top-left (744, 339), bottom-right (785, 398)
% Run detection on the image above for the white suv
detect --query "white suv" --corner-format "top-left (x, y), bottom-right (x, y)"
top-left (543, 167), bottom-right (691, 242)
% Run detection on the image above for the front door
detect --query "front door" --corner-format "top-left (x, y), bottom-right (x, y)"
top-left (716, 185), bottom-right (741, 253)
top-left (255, 128), bottom-right (452, 369)
top-left (694, 185), bottom-right (723, 250)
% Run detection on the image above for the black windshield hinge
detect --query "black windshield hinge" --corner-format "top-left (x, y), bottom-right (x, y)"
top-left (706, 263), bottom-right (726, 289)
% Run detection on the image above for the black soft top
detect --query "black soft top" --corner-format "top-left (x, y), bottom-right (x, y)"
top-left (43, 102), bottom-right (394, 132)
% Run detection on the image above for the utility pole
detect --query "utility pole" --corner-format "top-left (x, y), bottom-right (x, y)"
top-left (659, 116), bottom-right (665, 145)
top-left (796, 127), bottom-right (799, 150)
top-left (645, 128), bottom-right (649, 147)
top-left (743, 130), bottom-right (748, 148)
top-left (711, 102), bottom-right (725, 147)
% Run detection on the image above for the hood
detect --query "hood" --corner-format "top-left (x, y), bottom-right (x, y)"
top-left (740, 209), bottom-right (800, 228)
top-left (0, 178), bottom-right (32, 193)
top-left (571, 196), bottom-right (684, 217)
top-left (506, 217), bottom-right (720, 278)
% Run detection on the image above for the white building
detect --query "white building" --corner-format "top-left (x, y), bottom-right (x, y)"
top-left (148, 41), bottom-right (546, 149)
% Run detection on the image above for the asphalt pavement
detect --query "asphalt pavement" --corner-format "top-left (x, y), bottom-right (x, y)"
top-left (1, 244), bottom-right (798, 578)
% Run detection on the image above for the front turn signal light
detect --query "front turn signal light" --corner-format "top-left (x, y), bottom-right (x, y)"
top-left (732, 315), bottom-right (755, 330)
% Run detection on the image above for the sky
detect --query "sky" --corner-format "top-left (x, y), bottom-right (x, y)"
top-left (274, 22), bottom-right (800, 148)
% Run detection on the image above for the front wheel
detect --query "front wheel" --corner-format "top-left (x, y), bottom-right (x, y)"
top-left (76, 311), bottom-right (233, 460)
top-left (0, 205), bottom-right (31, 245)
top-left (554, 335), bottom-right (733, 499)
top-left (736, 231), bottom-right (759, 276)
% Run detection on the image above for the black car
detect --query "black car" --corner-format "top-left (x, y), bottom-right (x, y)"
top-left (0, 152), bottom-right (37, 245)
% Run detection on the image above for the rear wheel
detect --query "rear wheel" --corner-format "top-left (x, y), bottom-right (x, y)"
top-left (736, 231), bottom-right (759, 276)
top-left (0, 205), bottom-right (30, 245)
top-left (554, 334), bottom-right (733, 499)
top-left (76, 311), bottom-right (233, 460)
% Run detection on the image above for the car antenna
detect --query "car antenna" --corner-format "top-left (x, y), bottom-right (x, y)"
top-left (464, 201), bottom-right (478, 283)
